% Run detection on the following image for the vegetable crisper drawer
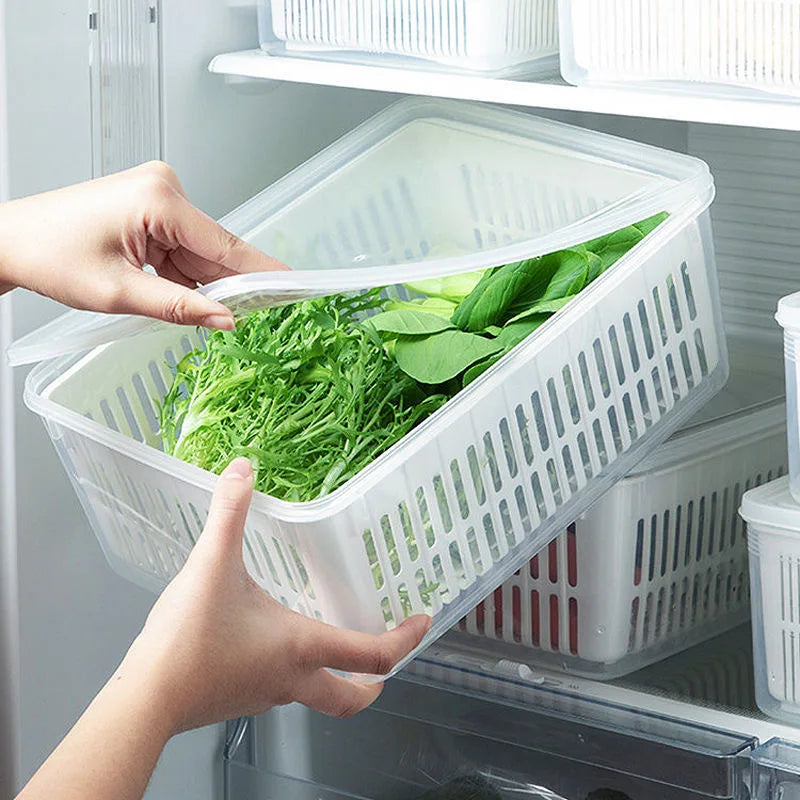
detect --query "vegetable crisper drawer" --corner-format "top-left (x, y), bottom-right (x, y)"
top-left (224, 674), bottom-right (757, 800)
top-left (258, 0), bottom-right (559, 77)
top-left (559, 0), bottom-right (800, 98)
top-left (18, 99), bottom-right (725, 678)
top-left (458, 387), bottom-right (786, 679)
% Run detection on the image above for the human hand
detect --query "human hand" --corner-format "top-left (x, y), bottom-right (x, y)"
top-left (0, 161), bottom-right (285, 330)
top-left (120, 458), bottom-right (431, 734)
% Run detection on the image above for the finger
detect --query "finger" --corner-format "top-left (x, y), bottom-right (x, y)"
top-left (151, 192), bottom-right (288, 278)
top-left (135, 160), bottom-right (188, 198)
top-left (307, 615), bottom-right (432, 676)
top-left (296, 669), bottom-right (383, 718)
top-left (153, 258), bottom-right (198, 290)
top-left (195, 458), bottom-right (254, 557)
top-left (156, 259), bottom-right (197, 289)
top-left (113, 268), bottom-right (235, 330)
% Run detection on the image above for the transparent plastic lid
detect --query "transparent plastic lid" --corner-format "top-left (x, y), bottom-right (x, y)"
top-left (740, 476), bottom-right (800, 532)
top-left (776, 291), bottom-right (800, 334)
top-left (8, 97), bottom-right (713, 366)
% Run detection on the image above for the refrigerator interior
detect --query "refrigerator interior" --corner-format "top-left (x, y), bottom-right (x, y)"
top-left (5, 2), bottom-right (800, 799)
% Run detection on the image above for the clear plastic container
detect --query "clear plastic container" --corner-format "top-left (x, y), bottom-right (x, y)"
top-left (456, 369), bottom-right (786, 680)
top-left (777, 293), bottom-right (800, 505)
top-left (559, 0), bottom-right (800, 98)
top-left (11, 99), bottom-right (726, 679)
top-left (258, 0), bottom-right (559, 77)
top-left (741, 476), bottom-right (800, 725)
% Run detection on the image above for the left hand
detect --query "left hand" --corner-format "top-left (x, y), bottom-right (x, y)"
top-left (0, 161), bottom-right (286, 330)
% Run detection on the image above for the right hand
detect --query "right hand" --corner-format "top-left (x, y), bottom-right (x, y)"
top-left (118, 458), bottom-right (431, 734)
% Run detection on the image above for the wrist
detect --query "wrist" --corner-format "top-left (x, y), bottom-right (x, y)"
top-left (113, 635), bottom-right (187, 741)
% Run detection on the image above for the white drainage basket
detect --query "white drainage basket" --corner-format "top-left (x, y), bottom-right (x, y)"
top-left (259, 0), bottom-right (559, 77)
top-left (742, 477), bottom-right (800, 724)
top-left (777, 293), bottom-right (800, 505)
top-left (560, 0), bottom-right (800, 98)
top-left (12, 99), bottom-right (726, 679)
top-left (458, 379), bottom-right (786, 679)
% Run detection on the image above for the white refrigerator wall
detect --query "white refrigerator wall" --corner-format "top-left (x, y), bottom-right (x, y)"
top-left (3, 1), bottom-right (393, 797)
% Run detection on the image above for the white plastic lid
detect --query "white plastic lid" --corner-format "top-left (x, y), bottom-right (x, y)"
top-left (776, 292), bottom-right (800, 334)
top-left (6, 267), bottom-right (444, 366)
top-left (7, 97), bottom-right (713, 366)
top-left (740, 476), bottom-right (800, 533)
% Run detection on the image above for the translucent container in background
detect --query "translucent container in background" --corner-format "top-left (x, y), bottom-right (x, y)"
top-left (457, 363), bottom-right (786, 680)
top-left (258, 0), bottom-right (559, 77)
top-left (742, 477), bottom-right (800, 725)
top-left (560, 0), bottom-right (800, 98)
top-left (777, 293), bottom-right (800, 503)
top-left (11, 99), bottom-right (727, 679)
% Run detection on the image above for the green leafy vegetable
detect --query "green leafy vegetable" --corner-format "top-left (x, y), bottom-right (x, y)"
top-left (403, 271), bottom-right (486, 303)
top-left (451, 258), bottom-right (552, 332)
top-left (365, 309), bottom-right (454, 336)
top-left (506, 296), bottom-right (576, 325)
top-left (160, 212), bottom-right (669, 502)
top-left (384, 297), bottom-right (458, 319)
top-left (394, 330), bottom-right (503, 384)
top-left (160, 292), bottom-right (447, 501)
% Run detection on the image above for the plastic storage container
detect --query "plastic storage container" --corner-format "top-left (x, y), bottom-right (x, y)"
top-left (742, 477), bottom-right (800, 725)
top-left (559, 0), bottom-right (800, 98)
top-left (456, 377), bottom-right (786, 680)
top-left (11, 99), bottom-right (727, 678)
top-left (777, 294), bottom-right (800, 504)
top-left (258, 0), bottom-right (559, 77)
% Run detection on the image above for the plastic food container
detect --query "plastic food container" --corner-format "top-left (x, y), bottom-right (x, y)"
top-left (457, 376), bottom-right (786, 679)
top-left (560, 0), bottom-right (800, 97)
top-left (777, 293), bottom-right (800, 504)
top-left (740, 476), bottom-right (800, 724)
top-left (258, 0), bottom-right (559, 77)
top-left (10, 99), bottom-right (726, 678)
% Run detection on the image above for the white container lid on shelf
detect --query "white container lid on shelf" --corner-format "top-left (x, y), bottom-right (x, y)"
top-left (776, 292), bottom-right (800, 335)
top-left (740, 477), bottom-right (800, 534)
top-left (7, 97), bottom-right (713, 367)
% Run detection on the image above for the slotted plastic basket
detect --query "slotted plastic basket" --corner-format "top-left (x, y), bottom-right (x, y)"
top-left (777, 293), bottom-right (800, 504)
top-left (742, 477), bottom-right (800, 724)
top-left (11, 99), bottom-right (727, 679)
top-left (457, 365), bottom-right (786, 679)
top-left (560, 0), bottom-right (800, 97)
top-left (258, 0), bottom-right (559, 77)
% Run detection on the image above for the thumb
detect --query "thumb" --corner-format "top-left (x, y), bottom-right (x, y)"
top-left (116, 268), bottom-right (235, 330)
top-left (194, 458), bottom-right (254, 560)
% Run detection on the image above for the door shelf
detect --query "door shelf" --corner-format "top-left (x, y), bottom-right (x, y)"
top-left (209, 50), bottom-right (800, 132)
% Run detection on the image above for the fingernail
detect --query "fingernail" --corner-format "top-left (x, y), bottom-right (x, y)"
top-left (202, 313), bottom-right (235, 331)
top-left (225, 457), bottom-right (253, 481)
top-left (423, 616), bottom-right (433, 633)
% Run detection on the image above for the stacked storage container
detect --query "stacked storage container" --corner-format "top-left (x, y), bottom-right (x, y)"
top-left (559, 0), bottom-right (800, 97)
top-left (257, 0), bottom-right (559, 76)
top-left (455, 126), bottom-right (794, 679)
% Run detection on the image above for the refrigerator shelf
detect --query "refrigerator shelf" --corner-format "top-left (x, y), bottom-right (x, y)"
top-left (209, 50), bottom-right (800, 132)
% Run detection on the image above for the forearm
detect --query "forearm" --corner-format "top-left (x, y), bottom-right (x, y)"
top-left (16, 654), bottom-right (176, 800)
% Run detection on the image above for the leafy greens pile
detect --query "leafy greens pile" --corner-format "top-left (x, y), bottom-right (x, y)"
top-left (160, 213), bottom-right (667, 501)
